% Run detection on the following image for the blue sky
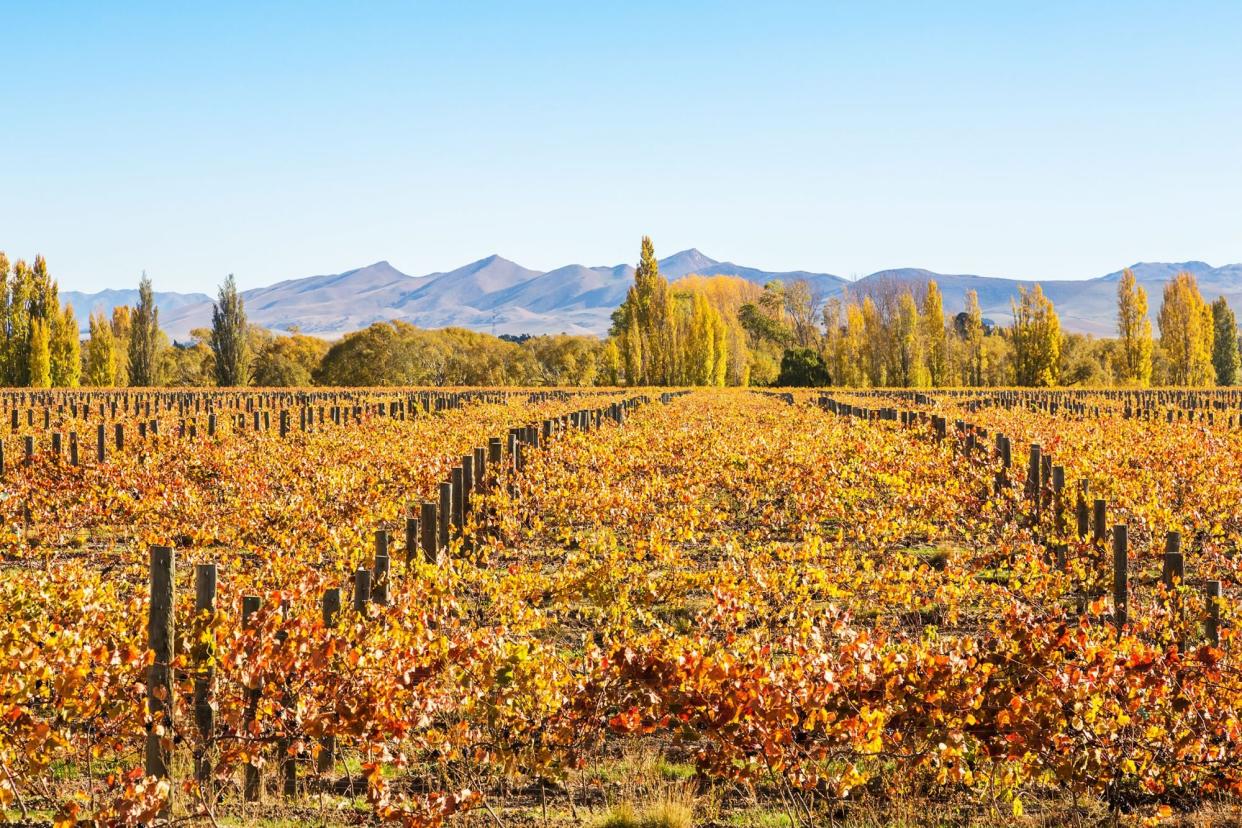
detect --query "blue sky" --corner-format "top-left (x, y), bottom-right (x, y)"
top-left (2, 1), bottom-right (1240, 294)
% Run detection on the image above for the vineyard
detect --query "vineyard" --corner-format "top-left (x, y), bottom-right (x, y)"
top-left (1, 387), bottom-right (1241, 827)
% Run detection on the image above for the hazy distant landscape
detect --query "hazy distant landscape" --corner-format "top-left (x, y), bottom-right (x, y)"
top-left (60, 251), bottom-right (1242, 341)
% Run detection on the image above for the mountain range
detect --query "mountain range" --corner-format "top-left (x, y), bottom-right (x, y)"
top-left (60, 252), bottom-right (1242, 341)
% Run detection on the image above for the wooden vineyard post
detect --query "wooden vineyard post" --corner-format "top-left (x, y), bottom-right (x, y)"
top-left (242, 595), bottom-right (262, 803)
top-left (1113, 525), bottom-right (1128, 629)
top-left (322, 588), bottom-right (342, 624)
top-left (318, 589), bottom-right (341, 775)
top-left (451, 466), bottom-right (465, 535)
top-left (1207, 581), bottom-right (1223, 648)
top-left (1162, 531), bottom-right (1184, 588)
top-left (1163, 532), bottom-right (1185, 648)
top-left (276, 599), bottom-right (297, 799)
top-left (461, 454), bottom-right (474, 546)
top-left (373, 529), bottom-right (391, 606)
top-left (439, 481), bottom-right (452, 550)
top-left (97, 423), bottom-right (106, 463)
top-left (1026, 444), bottom-right (1041, 514)
top-left (1052, 466), bottom-right (1065, 531)
top-left (1076, 481), bottom-right (1089, 539)
top-left (146, 546), bottom-right (175, 817)
top-left (421, 501), bottom-right (438, 563)
top-left (405, 513), bottom-right (419, 565)
top-left (193, 563), bottom-right (217, 793)
top-left (353, 568), bottom-right (371, 616)
top-left (474, 446), bottom-right (487, 492)
top-left (1052, 466), bottom-right (1066, 569)
top-left (999, 434), bottom-right (1012, 493)
top-left (1093, 499), bottom-right (1107, 545)
top-left (115, 423), bottom-right (124, 452)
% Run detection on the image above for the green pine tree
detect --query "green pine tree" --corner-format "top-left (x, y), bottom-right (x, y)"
top-left (210, 273), bottom-right (250, 386)
top-left (6, 259), bottom-right (35, 386)
top-left (128, 272), bottom-right (160, 386)
top-left (1211, 296), bottom-right (1240, 386)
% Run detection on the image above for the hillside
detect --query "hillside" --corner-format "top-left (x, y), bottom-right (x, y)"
top-left (66, 253), bottom-right (1242, 340)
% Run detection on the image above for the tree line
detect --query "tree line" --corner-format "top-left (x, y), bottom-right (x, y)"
top-left (6, 243), bottom-right (1240, 388)
top-left (604, 238), bottom-right (1242, 388)
top-left (0, 252), bottom-right (83, 388)
top-left (1, 250), bottom-right (622, 388)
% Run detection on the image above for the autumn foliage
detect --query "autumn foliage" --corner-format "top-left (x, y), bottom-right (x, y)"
top-left (0, 386), bottom-right (1240, 825)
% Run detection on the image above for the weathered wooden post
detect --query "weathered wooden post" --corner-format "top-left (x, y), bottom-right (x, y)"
top-left (1113, 526), bottom-right (1128, 629)
top-left (193, 563), bottom-right (217, 790)
top-left (421, 501), bottom-right (438, 563)
top-left (273, 599), bottom-right (297, 799)
top-left (1052, 466), bottom-right (1065, 532)
top-left (451, 466), bottom-right (465, 534)
top-left (318, 589), bottom-right (341, 775)
top-left (242, 596), bottom-right (262, 803)
top-left (438, 482), bottom-right (452, 550)
top-left (353, 568), bottom-right (371, 615)
top-left (1076, 492), bottom-right (1089, 539)
top-left (1162, 532), bottom-right (1184, 589)
top-left (322, 588), bottom-right (341, 624)
top-left (405, 513), bottom-right (419, 565)
top-left (1093, 499), bottom-right (1107, 545)
top-left (1026, 444), bottom-right (1041, 509)
top-left (474, 447), bottom-right (487, 492)
top-left (373, 530), bottom-right (391, 606)
top-left (1162, 531), bottom-right (1185, 648)
top-left (146, 546), bottom-right (175, 816)
top-left (993, 433), bottom-right (1010, 494)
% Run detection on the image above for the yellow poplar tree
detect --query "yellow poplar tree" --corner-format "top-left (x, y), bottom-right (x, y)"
top-left (111, 306), bottom-right (132, 387)
top-left (602, 338), bottom-right (621, 386)
top-left (685, 291), bottom-right (714, 385)
top-left (709, 305), bottom-right (727, 386)
top-left (84, 312), bottom-right (118, 386)
top-left (1158, 272), bottom-right (1215, 386)
top-left (50, 304), bottom-right (81, 387)
top-left (962, 290), bottom-right (985, 386)
top-left (894, 292), bottom-right (928, 387)
top-left (1115, 268), bottom-right (1153, 385)
top-left (860, 296), bottom-right (885, 387)
top-left (921, 280), bottom-right (947, 386)
top-left (1011, 284), bottom-right (1061, 387)
top-left (28, 317), bottom-right (51, 388)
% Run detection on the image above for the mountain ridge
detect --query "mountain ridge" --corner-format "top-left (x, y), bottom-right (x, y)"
top-left (63, 253), bottom-right (1242, 340)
